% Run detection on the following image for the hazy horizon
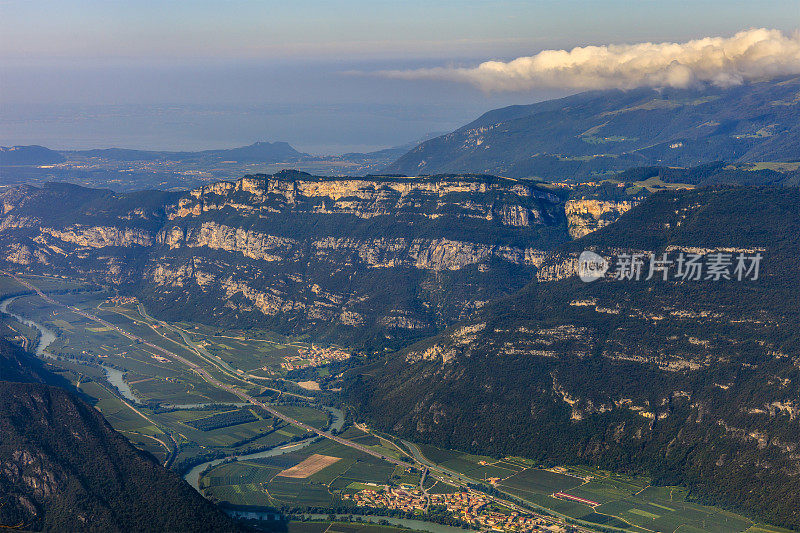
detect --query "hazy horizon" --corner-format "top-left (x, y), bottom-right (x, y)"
top-left (2, 0), bottom-right (798, 153)
top-left (1, 58), bottom-right (568, 153)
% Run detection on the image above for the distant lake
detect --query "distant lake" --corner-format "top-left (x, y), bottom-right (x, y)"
top-left (0, 102), bottom-right (469, 155)
top-left (0, 61), bottom-right (561, 154)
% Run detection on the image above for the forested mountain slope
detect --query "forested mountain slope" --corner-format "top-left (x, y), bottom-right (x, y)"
top-left (386, 77), bottom-right (800, 180)
top-left (0, 173), bottom-right (569, 349)
top-left (343, 187), bottom-right (800, 528)
top-left (0, 331), bottom-right (66, 385)
top-left (0, 339), bottom-right (243, 532)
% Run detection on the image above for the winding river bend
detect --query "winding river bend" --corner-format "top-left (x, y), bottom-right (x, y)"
top-left (183, 406), bottom-right (344, 491)
top-left (0, 296), bottom-right (57, 357)
top-left (1, 296), bottom-right (460, 532)
top-left (0, 295), bottom-right (143, 403)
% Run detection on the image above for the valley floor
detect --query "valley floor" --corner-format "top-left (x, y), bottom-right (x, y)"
top-left (0, 272), bottom-right (793, 533)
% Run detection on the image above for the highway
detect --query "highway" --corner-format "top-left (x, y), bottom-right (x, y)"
top-left (2, 271), bottom-right (414, 470)
top-left (132, 303), bottom-right (315, 401)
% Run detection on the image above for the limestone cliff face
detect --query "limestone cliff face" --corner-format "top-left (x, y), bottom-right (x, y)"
top-left (0, 174), bottom-right (568, 347)
top-left (535, 252), bottom-right (582, 282)
top-left (144, 174), bottom-right (567, 342)
top-left (159, 221), bottom-right (547, 272)
top-left (565, 199), bottom-right (635, 239)
top-left (0, 214), bottom-right (40, 232)
top-left (6, 243), bottom-right (48, 266)
top-left (41, 226), bottom-right (154, 248)
top-left (164, 222), bottom-right (301, 262)
top-left (169, 173), bottom-right (559, 226)
top-left (409, 238), bottom-right (545, 270)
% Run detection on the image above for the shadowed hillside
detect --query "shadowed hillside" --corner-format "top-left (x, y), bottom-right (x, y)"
top-left (387, 77), bottom-right (800, 180)
top-left (0, 339), bottom-right (244, 532)
top-left (343, 186), bottom-right (800, 529)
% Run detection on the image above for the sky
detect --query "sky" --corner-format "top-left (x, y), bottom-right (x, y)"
top-left (1, 1), bottom-right (798, 153)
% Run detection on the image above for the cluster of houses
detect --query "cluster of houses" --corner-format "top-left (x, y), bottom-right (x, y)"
top-left (280, 344), bottom-right (350, 370)
top-left (345, 485), bottom-right (427, 513)
top-left (107, 296), bottom-right (138, 306)
top-left (343, 486), bottom-right (560, 532)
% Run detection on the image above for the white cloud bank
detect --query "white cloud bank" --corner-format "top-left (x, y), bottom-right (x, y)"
top-left (379, 28), bottom-right (800, 91)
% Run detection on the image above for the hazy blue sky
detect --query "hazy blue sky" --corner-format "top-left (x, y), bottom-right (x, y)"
top-left (1, 1), bottom-right (798, 152)
top-left (4, 1), bottom-right (798, 64)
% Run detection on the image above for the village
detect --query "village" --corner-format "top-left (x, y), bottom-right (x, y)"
top-left (107, 295), bottom-right (139, 306)
top-left (343, 486), bottom-right (562, 532)
top-left (280, 344), bottom-right (351, 371)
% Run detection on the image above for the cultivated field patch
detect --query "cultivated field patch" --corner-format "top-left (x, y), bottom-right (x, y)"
top-left (278, 454), bottom-right (341, 478)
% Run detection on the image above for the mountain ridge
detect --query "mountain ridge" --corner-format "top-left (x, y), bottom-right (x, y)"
top-left (71, 140), bottom-right (306, 163)
top-left (0, 145), bottom-right (66, 166)
top-left (386, 77), bottom-right (800, 180)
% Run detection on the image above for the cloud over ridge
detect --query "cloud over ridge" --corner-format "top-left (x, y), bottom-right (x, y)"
top-left (380, 28), bottom-right (800, 91)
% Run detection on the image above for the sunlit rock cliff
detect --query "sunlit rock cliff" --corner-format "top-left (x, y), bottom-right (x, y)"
top-left (0, 173), bottom-right (582, 348)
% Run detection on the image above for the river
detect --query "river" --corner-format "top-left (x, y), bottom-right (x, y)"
top-left (103, 366), bottom-right (144, 404)
top-left (1, 296), bottom-right (451, 532)
top-left (183, 405), bottom-right (344, 490)
top-left (0, 295), bottom-right (144, 403)
top-left (0, 296), bottom-right (57, 357)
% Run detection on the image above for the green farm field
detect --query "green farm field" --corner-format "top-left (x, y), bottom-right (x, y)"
top-left (408, 440), bottom-right (769, 533)
top-left (287, 521), bottom-right (410, 533)
top-left (272, 405), bottom-right (330, 429)
top-left (203, 435), bottom-right (404, 509)
top-left (104, 303), bottom-right (311, 376)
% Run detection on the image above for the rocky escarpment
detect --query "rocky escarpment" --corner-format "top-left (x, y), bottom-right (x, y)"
top-left (140, 173), bottom-right (566, 347)
top-left (0, 174), bottom-right (569, 348)
top-left (565, 198), bottom-right (635, 239)
top-left (161, 221), bottom-right (548, 271)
